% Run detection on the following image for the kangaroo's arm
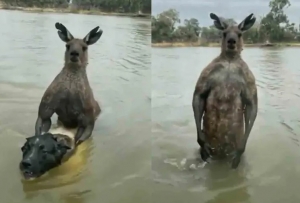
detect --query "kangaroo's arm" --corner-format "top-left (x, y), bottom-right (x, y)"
top-left (232, 62), bottom-right (258, 169)
top-left (35, 74), bottom-right (63, 136)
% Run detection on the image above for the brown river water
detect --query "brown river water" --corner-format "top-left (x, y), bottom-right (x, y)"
top-left (152, 47), bottom-right (300, 203)
top-left (0, 9), bottom-right (300, 203)
top-left (0, 10), bottom-right (151, 203)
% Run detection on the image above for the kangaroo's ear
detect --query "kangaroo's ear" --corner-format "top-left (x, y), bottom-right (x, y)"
top-left (55, 22), bottom-right (74, 42)
top-left (210, 13), bottom-right (228, 30)
top-left (238, 13), bottom-right (256, 32)
top-left (83, 26), bottom-right (103, 45)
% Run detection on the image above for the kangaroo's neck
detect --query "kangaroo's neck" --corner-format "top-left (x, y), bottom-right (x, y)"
top-left (63, 63), bottom-right (87, 74)
top-left (220, 51), bottom-right (241, 61)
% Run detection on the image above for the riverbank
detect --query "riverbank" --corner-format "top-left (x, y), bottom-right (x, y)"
top-left (152, 41), bottom-right (300, 48)
top-left (0, 5), bottom-right (150, 18)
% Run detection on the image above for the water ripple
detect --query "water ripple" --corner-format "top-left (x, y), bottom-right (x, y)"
top-left (0, 10), bottom-right (151, 203)
top-left (152, 46), bottom-right (300, 202)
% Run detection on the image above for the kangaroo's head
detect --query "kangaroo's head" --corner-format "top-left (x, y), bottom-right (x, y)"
top-left (55, 22), bottom-right (103, 67)
top-left (210, 13), bottom-right (256, 54)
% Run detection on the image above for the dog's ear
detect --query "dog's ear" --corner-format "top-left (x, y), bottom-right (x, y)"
top-left (58, 142), bottom-right (71, 150)
top-left (51, 134), bottom-right (72, 151)
top-left (56, 136), bottom-right (72, 150)
top-left (24, 136), bottom-right (33, 144)
top-left (25, 137), bottom-right (32, 141)
top-left (21, 137), bottom-right (32, 152)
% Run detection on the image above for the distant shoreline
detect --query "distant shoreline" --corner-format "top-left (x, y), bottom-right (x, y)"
top-left (152, 42), bottom-right (300, 48)
top-left (0, 5), bottom-right (151, 18)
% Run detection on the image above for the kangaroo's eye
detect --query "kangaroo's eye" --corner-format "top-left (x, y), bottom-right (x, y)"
top-left (238, 33), bottom-right (242, 38)
top-left (82, 46), bottom-right (87, 51)
top-left (223, 32), bottom-right (226, 38)
top-left (66, 44), bottom-right (70, 50)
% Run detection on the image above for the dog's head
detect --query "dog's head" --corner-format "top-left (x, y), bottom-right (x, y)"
top-left (19, 133), bottom-right (71, 180)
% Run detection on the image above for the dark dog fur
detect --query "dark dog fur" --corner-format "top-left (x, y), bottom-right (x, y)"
top-left (34, 23), bottom-right (102, 146)
top-left (19, 127), bottom-right (75, 180)
top-left (192, 13), bottom-right (258, 169)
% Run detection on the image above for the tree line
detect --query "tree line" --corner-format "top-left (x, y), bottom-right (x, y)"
top-left (152, 0), bottom-right (300, 44)
top-left (1, 0), bottom-right (151, 13)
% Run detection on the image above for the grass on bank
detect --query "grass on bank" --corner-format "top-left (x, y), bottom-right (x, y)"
top-left (151, 41), bottom-right (300, 48)
top-left (0, 5), bottom-right (150, 18)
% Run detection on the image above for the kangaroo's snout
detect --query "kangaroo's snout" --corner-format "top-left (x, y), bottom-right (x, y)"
top-left (70, 50), bottom-right (79, 57)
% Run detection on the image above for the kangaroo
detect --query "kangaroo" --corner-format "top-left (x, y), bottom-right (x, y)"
top-left (192, 13), bottom-right (258, 169)
top-left (35, 22), bottom-right (103, 146)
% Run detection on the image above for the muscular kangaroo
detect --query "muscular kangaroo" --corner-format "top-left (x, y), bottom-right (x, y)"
top-left (192, 13), bottom-right (258, 169)
top-left (35, 23), bottom-right (103, 146)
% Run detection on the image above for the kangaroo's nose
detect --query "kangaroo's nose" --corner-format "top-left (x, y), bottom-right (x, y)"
top-left (70, 51), bottom-right (79, 57)
top-left (227, 38), bottom-right (236, 45)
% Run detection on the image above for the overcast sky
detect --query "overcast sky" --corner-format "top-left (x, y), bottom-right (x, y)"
top-left (152, 0), bottom-right (300, 26)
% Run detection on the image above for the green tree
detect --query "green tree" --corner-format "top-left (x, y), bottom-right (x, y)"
top-left (184, 18), bottom-right (201, 37)
top-left (260, 0), bottom-right (291, 42)
top-left (1, 0), bottom-right (151, 13)
top-left (151, 9), bottom-right (180, 42)
top-left (152, 1), bottom-right (299, 45)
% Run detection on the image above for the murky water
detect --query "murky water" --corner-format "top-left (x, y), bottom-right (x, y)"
top-left (152, 47), bottom-right (300, 203)
top-left (0, 10), bottom-right (151, 203)
top-left (2, 10), bottom-right (300, 203)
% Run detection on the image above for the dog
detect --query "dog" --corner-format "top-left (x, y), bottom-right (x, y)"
top-left (19, 122), bottom-right (80, 180)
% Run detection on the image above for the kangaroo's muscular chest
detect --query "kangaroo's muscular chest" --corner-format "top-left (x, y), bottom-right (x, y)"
top-left (203, 62), bottom-right (247, 154)
top-left (44, 71), bottom-right (91, 116)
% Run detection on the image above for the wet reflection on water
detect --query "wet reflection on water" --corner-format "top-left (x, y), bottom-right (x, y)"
top-left (0, 10), bottom-right (151, 203)
top-left (152, 47), bottom-right (300, 203)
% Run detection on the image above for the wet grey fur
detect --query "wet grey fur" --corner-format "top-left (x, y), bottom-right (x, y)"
top-left (192, 13), bottom-right (258, 169)
top-left (34, 22), bottom-right (103, 146)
